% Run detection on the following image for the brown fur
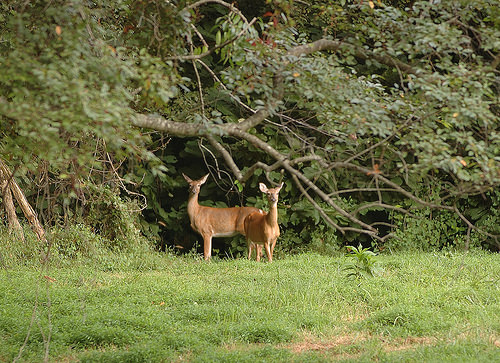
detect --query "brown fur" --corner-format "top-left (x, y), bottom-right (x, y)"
top-left (183, 173), bottom-right (260, 260)
top-left (244, 182), bottom-right (283, 262)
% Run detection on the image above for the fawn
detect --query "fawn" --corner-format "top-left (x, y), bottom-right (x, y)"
top-left (244, 182), bottom-right (283, 262)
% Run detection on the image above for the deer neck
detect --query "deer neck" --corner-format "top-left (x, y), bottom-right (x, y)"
top-left (266, 202), bottom-right (278, 224)
top-left (187, 193), bottom-right (200, 215)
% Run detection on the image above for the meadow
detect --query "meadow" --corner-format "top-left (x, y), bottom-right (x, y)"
top-left (0, 250), bottom-right (499, 362)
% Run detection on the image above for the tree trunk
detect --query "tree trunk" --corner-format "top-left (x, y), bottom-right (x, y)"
top-left (0, 160), bottom-right (46, 242)
top-left (1, 178), bottom-right (25, 242)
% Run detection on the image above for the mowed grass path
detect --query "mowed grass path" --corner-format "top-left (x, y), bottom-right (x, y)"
top-left (0, 252), bottom-right (499, 362)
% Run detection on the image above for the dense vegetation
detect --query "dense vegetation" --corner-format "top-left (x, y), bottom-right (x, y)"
top-left (1, 1), bottom-right (499, 254)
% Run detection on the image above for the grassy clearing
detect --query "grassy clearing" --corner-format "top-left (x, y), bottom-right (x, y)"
top-left (0, 251), bottom-right (499, 362)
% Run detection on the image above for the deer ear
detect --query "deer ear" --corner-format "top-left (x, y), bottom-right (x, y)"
top-left (200, 174), bottom-right (209, 184)
top-left (259, 183), bottom-right (268, 193)
top-left (182, 173), bottom-right (192, 183)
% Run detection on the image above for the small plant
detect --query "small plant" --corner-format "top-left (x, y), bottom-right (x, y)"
top-left (343, 244), bottom-right (382, 279)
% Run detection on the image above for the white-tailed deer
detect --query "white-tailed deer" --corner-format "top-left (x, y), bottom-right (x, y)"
top-left (244, 182), bottom-right (283, 262)
top-left (183, 173), bottom-right (261, 260)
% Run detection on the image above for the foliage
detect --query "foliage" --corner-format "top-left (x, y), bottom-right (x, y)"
top-left (343, 244), bottom-right (382, 278)
top-left (0, 0), bottom-right (499, 254)
top-left (83, 184), bottom-right (149, 249)
top-left (389, 189), bottom-right (500, 252)
top-left (0, 252), bottom-right (498, 361)
top-left (0, 1), bottom-right (157, 169)
top-left (0, 222), bottom-right (157, 270)
top-left (50, 224), bottom-right (105, 260)
top-left (0, 226), bottom-right (41, 268)
top-left (163, 0), bottom-right (498, 253)
top-left (0, 0), bottom-right (181, 244)
top-left (389, 209), bottom-right (465, 252)
top-left (468, 190), bottom-right (500, 249)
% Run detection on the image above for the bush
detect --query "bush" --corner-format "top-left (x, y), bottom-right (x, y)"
top-left (83, 184), bottom-right (153, 251)
top-left (0, 222), bottom-right (161, 271)
top-left (388, 208), bottom-right (465, 252)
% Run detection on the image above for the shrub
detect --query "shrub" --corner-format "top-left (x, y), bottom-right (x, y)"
top-left (388, 208), bottom-right (465, 252)
top-left (83, 184), bottom-right (152, 251)
top-left (0, 222), bottom-right (159, 270)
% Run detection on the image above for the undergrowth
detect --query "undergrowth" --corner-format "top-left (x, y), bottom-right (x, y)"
top-left (0, 224), bottom-right (167, 272)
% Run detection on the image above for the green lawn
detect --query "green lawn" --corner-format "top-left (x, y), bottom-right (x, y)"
top-left (0, 251), bottom-right (499, 362)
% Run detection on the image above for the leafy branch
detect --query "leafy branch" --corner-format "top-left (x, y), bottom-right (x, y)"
top-left (132, 23), bottom-right (499, 245)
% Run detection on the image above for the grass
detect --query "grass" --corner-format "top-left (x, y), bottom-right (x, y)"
top-left (0, 250), bottom-right (499, 362)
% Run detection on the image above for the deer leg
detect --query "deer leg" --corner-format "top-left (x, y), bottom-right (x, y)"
top-left (271, 237), bottom-right (277, 259)
top-left (248, 241), bottom-right (253, 260)
top-left (264, 242), bottom-right (272, 263)
top-left (257, 244), bottom-right (263, 262)
top-left (203, 234), bottom-right (212, 260)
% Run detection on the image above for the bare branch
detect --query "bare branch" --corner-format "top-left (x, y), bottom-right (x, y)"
top-left (289, 155), bottom-right (328, 167)
top-left (190, 23), bottom-right (209, 49)
top-left (167, 17), bottom-right (257, 61)
top-left (236, 109), bottom-right (271, 132)
top-left (241, 156), bottom-right (325, 183)
top-left (352, 202), bottom-right (416, 217)
top-left (133, 110), bottom-right (380, 235)
top-left (1, 178), bottom-right (24, 241)
top-left (491, 52), bottom-right (500, 70)
top-left (287, 39), bottom-right (421, 76)
top-left (226, 126), bottom-right (378, 232)
top-left (197, 59), bottom-right (256, 114)
top-left (291, 174), bottom-right (345, 234)
top-left (103, 147), bottom-right (148, 212)
top-left (329, 161), bottom-right (454, 211)
top-left (241, 160), bottom-right (287, 185)
top-left (329, 188), bottom-right (399, 196)
top-left (133, 114), bottom-right (203, 136)
top-left (342, 226), bottom-right (378, 236)
top-left (453, 204), bottom-right (499, 248)
top-left (206, 135), bottom-right (243, 181)
top-left (130, 29), bottom-right (497, 246)
top-left (0, 160), bottom-right (46, 241)
top-left (186, 0), bottom-right (249, 24)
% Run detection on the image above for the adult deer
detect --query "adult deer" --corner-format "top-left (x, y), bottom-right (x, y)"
top-left (182, 173), bottom-right (261, 260)
top-left (244, 182), bottom-right (283, 262)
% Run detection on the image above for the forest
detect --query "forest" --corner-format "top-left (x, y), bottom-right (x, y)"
top-left (1, 0), bottom-right (499, 257)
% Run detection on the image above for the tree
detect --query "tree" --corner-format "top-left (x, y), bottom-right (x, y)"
top-left (1, 0), bottom-right (499, 250)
